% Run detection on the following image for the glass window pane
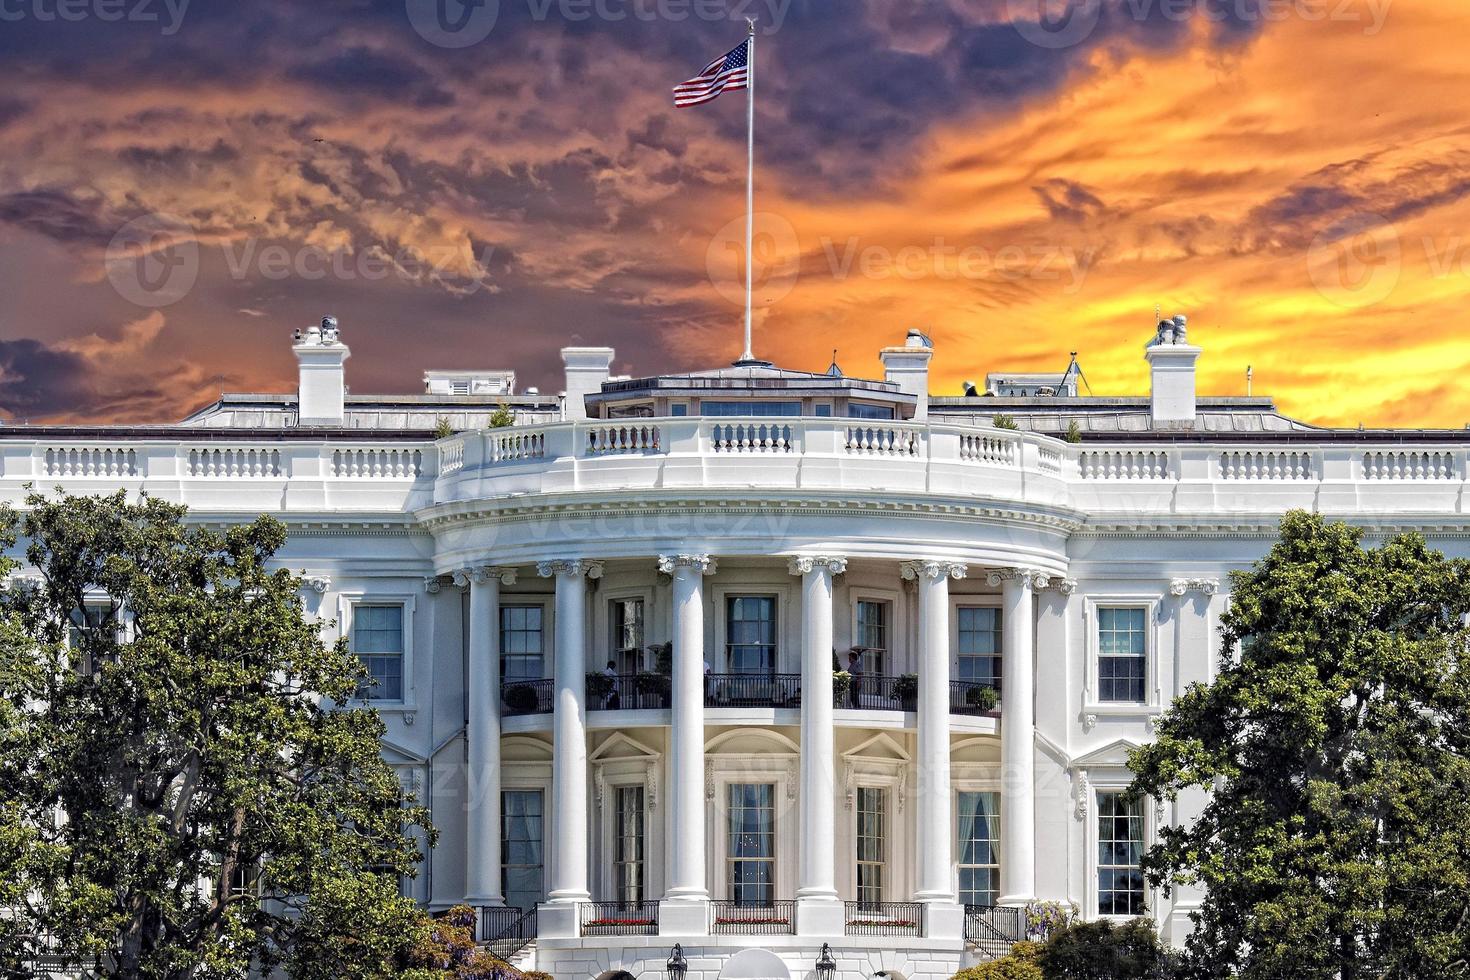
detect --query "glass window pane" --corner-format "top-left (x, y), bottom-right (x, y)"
top-left (502, 790), bottom-right (544, 912)
top-left (1096, 791), bottom-right (1146, 916)
top-left (957, 791), bottom-right (1001, 907)
top-left (727, 783), bottom-right (775, 905)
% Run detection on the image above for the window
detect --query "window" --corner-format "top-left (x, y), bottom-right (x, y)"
top-left (958, 791), bottom-right (1001, 907)
top-left (1097, 607), bottom-right (1147, 702)
top-left (69, 603), bottom-right (114, 672)
top-left (848, 403), bottom-right (895, 420)
top-left (701, 401), bottom-right (802, 417)
top-left (670, 403), bottom-right (689, 417)
top-left (611, 598), bottom-right (644, 674)
top-left (813, 404), bottom-right (833, 418)
top-left (450, 379), bottom-right (470, 395)
top-left (727, 783), bottom-right (775, 905)
top-left (855, 600), bottom-right (889, 676)
top-left (613, 786), bottom-right (645, 905)
top-left (1097, 791), bottom-right (1145, 916)
top-left (726, 596), bottom-right (776, 675)
top-left (856, 787), bottom-right (886, 905)
top-left (502, 790), bottom-right (545, 912)
top-left (353, 604), bottom-right (403, 701)
top-left (957, 607), bottom-right (1002, 691)
top-left (500, 605), bottom-right (545, 682)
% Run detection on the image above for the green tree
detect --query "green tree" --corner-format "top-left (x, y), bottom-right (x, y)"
top-left (1036, 919), bottom-right (1173, 979)
top-left (0, 491), bottom-right (433, 980)
top-left (1129, 511), bottom-right (1470, 979)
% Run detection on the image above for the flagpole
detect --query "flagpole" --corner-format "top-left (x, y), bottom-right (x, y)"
top-left (740, 18), bottom-right (757, 364)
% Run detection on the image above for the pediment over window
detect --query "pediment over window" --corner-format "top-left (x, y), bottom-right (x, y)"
top-left (1070, 737), bottom-right (1144, 769)
top-left (590, 731), bottom-right (661, 763)
top-left (380, 738), bottom-right (425, 766)
top-left (705, 728), bottom-right (800, 756)
top-left (502, 734), bottom-right (553, 763)
top-left (841, 732), bottom-right (910, 765)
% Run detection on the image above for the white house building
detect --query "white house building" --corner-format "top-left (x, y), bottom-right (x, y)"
top-left (4, 314), bottom-right (1465, 980)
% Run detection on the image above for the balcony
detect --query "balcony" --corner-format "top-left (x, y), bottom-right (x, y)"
top-left (579, 901), bottom-right (660, 937)
top-left (503, 675), bottom-right (1000, 716)
top-left (710, 900), bottom-right (797, 935)
top-left (843, 901), bottom-right (922, 937)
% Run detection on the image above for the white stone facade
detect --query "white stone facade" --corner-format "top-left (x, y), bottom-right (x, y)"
top-left (5, 321), bottom-right (1469, 980)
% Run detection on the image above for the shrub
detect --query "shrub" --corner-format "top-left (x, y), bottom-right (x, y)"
top-left (585, 672), bottom-right (614, 700)
top-left (992, 413), bottom-right (1019, 430)
top-left (635, 672), bottom-right (670, 697)
top-left (1023, 900), bottom-right (1080, 940)
top-left (833, 670), bottom-right (852, 702)
top-left (523, 973), bottom-right (555, 980)
top-left (433, 417), bottom-right (455, 439)
top-left (489, 404), bottom-right (515, 428)
top-left (1064, 419), bottom-right (1082, 443)
top-left (951, 956), bottom-right (1042, 980)
top-left (503, 685), bottom-right (540, 713)
top-left (893, 673), bottom-right (919, 701)
top-left (965, 685), bottom-right (999, 711)
top-left (1037, 918), bottom-right (1174, 979)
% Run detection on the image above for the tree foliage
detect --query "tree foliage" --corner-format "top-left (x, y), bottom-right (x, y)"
top-left (1036, 919), bottom-right (1174, 979)
top-left (1129, 511), bottom-right (1470, 979)
top-left (0, 491), bottom-right (433, 980)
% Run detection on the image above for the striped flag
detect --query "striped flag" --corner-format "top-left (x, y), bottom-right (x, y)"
top-left (673, 39), bottom-right (750, 108)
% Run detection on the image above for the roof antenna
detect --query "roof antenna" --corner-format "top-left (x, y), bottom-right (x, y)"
top-left (1246, 365), bottom-right (1253, 397)
top-left (826, 349), bottom-right (843, 378)
top-left (1060, 350), bottom-right (1093, 396)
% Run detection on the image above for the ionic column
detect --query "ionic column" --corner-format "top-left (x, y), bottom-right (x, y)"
top-left (790, 555), bottom-right (847, 934)
top-left (658, 554), bottom-right (717, 912)
top-left (538, 558), bottom-right (602, 906)
top-left (902, 559), bottom-right (968, 906)
top-left (456, 565), bottom-right (518, 906)
top-left (988, 567), bottom-right (1044, 906)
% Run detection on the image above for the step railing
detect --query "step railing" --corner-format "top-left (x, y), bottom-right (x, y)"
top-left (482, 906), bottom-right (537, 959)
top-left (964, 904), bottom-right (1026, 959)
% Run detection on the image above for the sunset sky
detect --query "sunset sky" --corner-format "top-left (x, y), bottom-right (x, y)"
top-left (0, 0), bottom-right (1467, 427)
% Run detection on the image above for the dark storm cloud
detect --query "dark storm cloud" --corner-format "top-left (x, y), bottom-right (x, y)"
top-left (0, 338), bottom-right (92, 418)
top-left (0, 189), bottom-right (119, 249)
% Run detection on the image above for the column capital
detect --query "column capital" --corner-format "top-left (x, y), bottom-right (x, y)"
top-left (900, 559), bottom-right (968, 582)
top-left (536, 559), bottom-right (604, 580)
top-left (657, 554), bottom-right (718, 576)
top-left (984, 566), bottom-right (1050, 590)
top-left (452, 565), bottom-right (519, 588)
top-left (1044, 577), bottom-right (1078, 595)
top-left (302, 575), bottom-right (331, 594)
top-left (787, 555), bottom-right (847, 577)
top-left (1169, 577), bottom-right (1219, 596)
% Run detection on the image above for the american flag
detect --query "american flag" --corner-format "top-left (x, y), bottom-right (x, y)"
top-left (673, 39), bottom-right (750, 108)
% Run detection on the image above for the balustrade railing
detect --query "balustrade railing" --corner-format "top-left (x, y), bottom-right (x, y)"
top-left (188, 447), bottom-right (282, 478)
top-left (332, 447), bottom-right (423, 478)
top-left (1363, 450), bottom-right (1457, 480)
top-left (964, 904), bottom-right (1026, 958)
top-left (710, 900), bottom-right (797, 935)
top-left (710, 421), bottom-right (797, 453)
top-left (704, 673), bottom-right (802, 708)
top-left (579, 901), bottom-right (659, 936)
top-left (845, 423), bottom-right (920, 457)
top-left (44, 446), bottom-right (138, 477)
top-left (844, 901), bottom-right (922, 937)
top-left (501, 679), bottom-right (554, 716)
top-left (586, 424), bottom-right (660, 456)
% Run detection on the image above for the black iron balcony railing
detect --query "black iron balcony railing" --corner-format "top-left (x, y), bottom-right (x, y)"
top-left (951, 679), bottom-right (1001, 716)
top-left (587, 673), bottom-right (671, 711)
top-left (481, 905), bottom-right (537, 960)
top-left (835, 674), bottom-right (915, 711)
top-left (964, 904), bottom-right (1026, 958)
top-left (704, 673), bottom-right (802, 708)
top-left (501, 679), bottom-right (554, 716)
top-left (579, 900), bottom-right (660, 936)
top-left (844, 900), bottom-right (923, 937)
top-left (710, 899), bottom-right (797, 934)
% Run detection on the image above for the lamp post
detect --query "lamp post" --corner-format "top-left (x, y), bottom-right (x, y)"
top-left (815, 943), bottom-right (837, 980)
top-left (667, 944), bottom-right (688, 980)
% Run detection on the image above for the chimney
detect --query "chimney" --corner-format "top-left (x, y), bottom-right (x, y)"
top-left (561, 347), bottom-right (615, 421)
top-left (880, 329), bottom-right (933, 420)
top-left (1145, 314), bottom-right (1200, 428)
top-left (294, 315), bottom-right (350, 426)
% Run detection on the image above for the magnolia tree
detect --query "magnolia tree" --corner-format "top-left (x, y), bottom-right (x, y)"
top-left (1130, 511), bottom-right (1470, 979)
top-left (0, 492), bottom-right (434, 980)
